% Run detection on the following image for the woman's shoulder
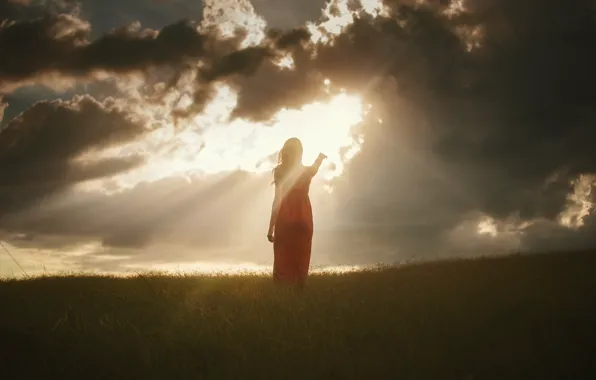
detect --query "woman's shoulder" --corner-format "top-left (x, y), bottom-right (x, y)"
top-left (302, 164), bottom-right (317, 177)
top-left (274, 164), bottom-right (313, 185)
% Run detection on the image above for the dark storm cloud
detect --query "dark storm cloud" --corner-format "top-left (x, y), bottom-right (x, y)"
top-left (0, 0), bottom-right (207, 32)
top-left (0, 13), bottom-right (210, 91)
top-left (201, 27), bottom-right (312, 83)
top-left (228, 61), bottom-right (323, 121)
top-left (429, 0), bottom-right (596, 220)
top-left (0, 95), bottom-right (7, 121)
top-left (0, 0), bottom-right (26, 20)
top-left (0, 13), bottom-right (89, 90)
top-left (267, 27), bottom-right (311, 49)
top-left (70, 20), bottom-right (207, 73)
top-left (204, 28), bottom-right (324, 121)
top-left (0, 95), bottom-right (147, 213)
top-left (200, 46), bottom-right (273, 82)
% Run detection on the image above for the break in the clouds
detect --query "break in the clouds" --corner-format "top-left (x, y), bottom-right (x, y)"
top-left (1, 0), bottom-right (596, 276)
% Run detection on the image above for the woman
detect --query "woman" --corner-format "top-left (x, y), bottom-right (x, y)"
top-left (267, 137), bottom-right (327, 288)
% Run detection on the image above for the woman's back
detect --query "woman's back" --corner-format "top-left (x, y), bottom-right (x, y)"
top-left (276, 165), bottom-right (314, 227)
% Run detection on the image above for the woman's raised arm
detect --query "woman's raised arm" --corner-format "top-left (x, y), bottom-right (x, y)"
top-left (309, 153), bottom-right (327, 176)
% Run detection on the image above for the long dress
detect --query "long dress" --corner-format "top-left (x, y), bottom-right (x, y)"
top-left (273, 165), bottom-right (315, 285)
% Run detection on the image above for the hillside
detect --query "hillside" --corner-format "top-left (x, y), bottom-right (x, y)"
top-left (1, 251), bottom-right (596, 379)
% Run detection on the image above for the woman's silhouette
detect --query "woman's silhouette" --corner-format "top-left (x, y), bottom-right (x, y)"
top-left (267, 137), bottom-right (327, 288)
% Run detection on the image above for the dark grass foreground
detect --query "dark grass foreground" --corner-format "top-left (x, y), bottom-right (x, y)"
top-left (2, 251), bottom-right (596, 380)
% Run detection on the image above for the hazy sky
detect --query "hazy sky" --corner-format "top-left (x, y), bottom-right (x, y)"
top-left (1, 0), bottom-right (595, 277)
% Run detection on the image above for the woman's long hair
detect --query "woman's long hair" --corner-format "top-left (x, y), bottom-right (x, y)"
top-left (272, 137), bottom-right (303, 185)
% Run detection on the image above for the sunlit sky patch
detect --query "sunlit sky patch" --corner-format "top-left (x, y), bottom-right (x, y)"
top-left (79, 83), bottom-right (366, 192)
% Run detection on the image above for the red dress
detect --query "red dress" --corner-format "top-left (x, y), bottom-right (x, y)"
top-left (273, 165), bottom-right (315, 285)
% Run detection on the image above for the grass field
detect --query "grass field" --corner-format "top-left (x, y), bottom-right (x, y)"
top-left (1, 251), bottom-right (596, 379)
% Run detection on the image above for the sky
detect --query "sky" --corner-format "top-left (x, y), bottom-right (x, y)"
top-left (1, 0), bottom-right (596, 277)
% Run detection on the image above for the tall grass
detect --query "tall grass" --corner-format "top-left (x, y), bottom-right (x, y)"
top-left (1, 251), bottom-right (596, 379)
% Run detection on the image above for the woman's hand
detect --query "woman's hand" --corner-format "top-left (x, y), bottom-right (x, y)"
top-left (317, 152), bottom-right (328, 161)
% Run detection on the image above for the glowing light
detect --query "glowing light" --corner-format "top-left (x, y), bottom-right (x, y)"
top-left (559, 174), bottom-right (596, 229)
top-left (120, 261), bottom-right (363, 276)
top-left (455, 25), bottom-right (484, 52)
top-left (311, 265), bottom-right (363, 274)
top-left (360, 0), bottom-right (386, 18)
top-left (80, 86), bottom-right (365, 191)
top-left (320, 0), bottom-right (353, 36)
top-left (444, 0), bottom-right (466, 18)
top-left (307, 0), bottom-right (386, 44)
top-left (477, 217), bottom-right (498, 237)
top-left (273, 54), bottom-right (295, 70)
top-left (201, 0), bottom-right (266, 48)
top-left (134, 261), bottom-right (271, 275)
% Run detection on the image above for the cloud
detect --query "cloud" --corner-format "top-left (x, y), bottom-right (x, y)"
top-left (0, 95), bottom-right (7, 121)
top-left (0, 94), bottom-right (147, 213)
top-left (429, 0), bottom-right (596, 219)
top-left (0, 12), bottom-right (212, 92)
top-left (71, 20), bottom-right (207, 73)
top-left (0, 0), bottom-right (35, 21)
